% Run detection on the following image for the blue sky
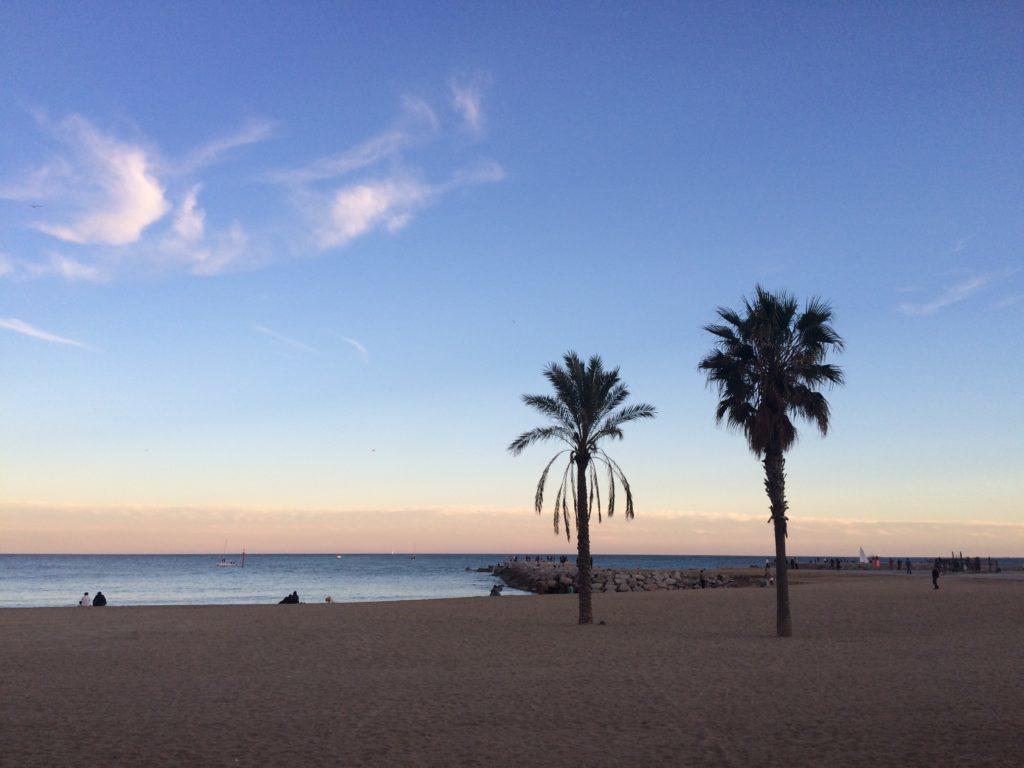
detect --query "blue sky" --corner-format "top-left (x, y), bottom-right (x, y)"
top-left (1, 3), bottom-right (1022, 554)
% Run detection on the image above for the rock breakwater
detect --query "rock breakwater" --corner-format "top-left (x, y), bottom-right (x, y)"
top-left (492, 561), bottom-right (764, 594)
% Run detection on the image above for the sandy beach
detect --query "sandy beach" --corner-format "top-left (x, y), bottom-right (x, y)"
top-left (1, 570), bottom-right (1021, 767)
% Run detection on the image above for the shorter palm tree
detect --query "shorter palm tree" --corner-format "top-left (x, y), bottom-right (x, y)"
top-left (508, 351), bottom-right (655, 624)
top-left (699, 286), bottom-right (844, 637)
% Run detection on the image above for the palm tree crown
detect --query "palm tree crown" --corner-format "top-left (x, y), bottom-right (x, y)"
top-left (698, 285), bottom-right (845, 458)
top-left (508, 351), bottom-right (656, 539)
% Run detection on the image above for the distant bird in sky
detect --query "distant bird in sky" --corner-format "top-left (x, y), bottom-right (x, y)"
top-left (29, 204), bottom-right (43, 208)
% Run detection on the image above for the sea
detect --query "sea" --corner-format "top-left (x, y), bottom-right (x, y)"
top-left (1, 553), bottom-right (1019, 608)
top-left (0, 553), bottom-right (779, 608)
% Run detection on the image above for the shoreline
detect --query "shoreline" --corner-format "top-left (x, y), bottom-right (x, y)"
top-left (4, 568), bottom-right (1023, 610)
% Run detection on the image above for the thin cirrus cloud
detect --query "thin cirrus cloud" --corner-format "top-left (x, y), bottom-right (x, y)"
top-left (172, 119), bottom-right (277, 176)
top-left (173, 185), bottom-right (206, 241)
top-left (314, 161), bottom-right (505, 250)
top-left (268, 74), bottom-right (502, 252)
top-left (1, 75), bottom-right (500, 280)
top-left (263, 130), bottom-right (410, 186)
top-left (23, 253), bottom-right (107, 283)
top-left (335, 334), bottom-right (369, 362)
top-left (450, 75), bottom-right (489, 136)
top-left (253, 324), bottom-right (319, 354)
top-left (31, 115), bottom-right (171, 247)
top-left (0, 114), bottom-right (268, 280)
top-left (897, 272), bottom-right (1003, 316)
top-left (0, 317), bottom-right (89, 348)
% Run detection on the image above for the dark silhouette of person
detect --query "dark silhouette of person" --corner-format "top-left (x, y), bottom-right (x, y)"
top-left (489, 584), bottom-right (502, 597)
top-left (92, 592), bottom-right (107, 607)
top-left (931, 566), bottom-right (940, 590)
top-left (279, 591), bottom-right (299, 604)
top-left (698, 569), bottom-right (707, 589)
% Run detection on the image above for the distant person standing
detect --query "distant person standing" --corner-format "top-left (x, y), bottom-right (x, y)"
top-left (906, 559), bottom-right (913, 575)
top-left (698, 569), bottom-right (707, 589)
top-left (931, 565), bottom-right (940, 590)
top-left (78, 592), bottom-right (91, 607)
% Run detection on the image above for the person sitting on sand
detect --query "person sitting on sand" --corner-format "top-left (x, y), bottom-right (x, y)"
top-left (489, 584), bottom-right (502, 597)
top-left (92, 592), bottom-right (107, 607)
top-left (78, 592), bottom-right (91, 607)
top-left (279, 591), bottom-right (299, 604)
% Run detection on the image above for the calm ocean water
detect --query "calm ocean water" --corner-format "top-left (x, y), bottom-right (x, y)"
top-left (0, 553), bottom-right (768, 607)
top-left (1, 553), bottom-right (1018, 608)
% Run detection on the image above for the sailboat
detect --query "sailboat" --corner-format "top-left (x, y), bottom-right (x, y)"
top-left (858, 547), bottom-right (868, 565)
top-left (216, 541), bottom-right (245, 568)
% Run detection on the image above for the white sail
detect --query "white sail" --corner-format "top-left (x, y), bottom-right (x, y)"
top-left (858, 547), bottom-right (868, 564)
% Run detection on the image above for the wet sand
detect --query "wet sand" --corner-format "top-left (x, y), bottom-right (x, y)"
top-left (1, 571), bottom-right (1021, 767)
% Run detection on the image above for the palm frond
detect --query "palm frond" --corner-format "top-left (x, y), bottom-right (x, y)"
top-left (700, 287), bottom-right (844, 455)
top-left (534, 451), bottom-right (568, 514)
top-left (507, 426), bottom-right (570, 456)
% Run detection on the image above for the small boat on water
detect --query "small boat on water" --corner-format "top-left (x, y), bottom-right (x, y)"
top-left (216, 542), bottom-right (245, 568)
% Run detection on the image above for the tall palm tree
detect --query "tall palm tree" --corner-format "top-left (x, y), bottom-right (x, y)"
top-left (508, 352), bottom-right (655, 624)
top-left (699, 286), bottom-right (844, 637)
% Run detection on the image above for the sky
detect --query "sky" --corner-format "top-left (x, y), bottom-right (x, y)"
top-left (1, 3), bottom-right (1022, 555)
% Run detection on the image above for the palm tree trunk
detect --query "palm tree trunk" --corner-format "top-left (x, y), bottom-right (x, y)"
top-left (763, 449), bottom-right (792, 637)
top-left (575, 456), bottom-right (593, 624)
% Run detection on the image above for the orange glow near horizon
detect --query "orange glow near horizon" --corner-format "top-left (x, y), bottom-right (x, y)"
top-left (2, 503), bottom-right (1021, 557)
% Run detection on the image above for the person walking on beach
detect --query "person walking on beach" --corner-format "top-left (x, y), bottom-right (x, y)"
top-left (906, 559), bottom-right (913, 575)
top-left (78, 592), bottom-right (90, 607)
top-left (931, 565), bottom-right (940, 590)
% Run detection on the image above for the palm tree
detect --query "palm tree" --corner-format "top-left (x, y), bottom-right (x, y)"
top-left (508, 352), bottom-right (655, 624)
top-left (699, 286), bottom-right (844, 637)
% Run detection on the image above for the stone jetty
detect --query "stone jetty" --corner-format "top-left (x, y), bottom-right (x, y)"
top-left (491, 560), bottom-right (765, 594)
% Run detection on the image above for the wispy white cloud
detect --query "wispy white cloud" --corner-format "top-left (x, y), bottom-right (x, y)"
top-left (898, 273), bottom-right (999, 316)
top-left (0, 252), bottom-right (108, 282)
top-left (174, 119), bottom-right (276, 175)
top-left (27, 115), bottom-right (171, 246)
top-left (3, 77), bottom-right (501, 280)
top-left (0, 157), bottom-right (74, 202)
top-left (400, 95), bottom-right (440, 132)
top-left (27, 253), bottom-right (107, 282)
top-left (314, 160), bottom-right (504, 250)
top-left (186, 222), bottom-right (249, 276)
top-left (450, 75), bottom-right (489, 136)
top-left (991, 294), bottom-right (1022, 311)
top-left (264, 130), bottom-right (409, 186)
top-left (317, 176), bottom-right (430, 249)
top-left (173, 185), bottom-right (205, 241)
top-left (253, 324), bottom-right (319, 353)
top-left (339, 335), bottom-right (369, 362)
top-left (0, 317), bottom-right (89, 348)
